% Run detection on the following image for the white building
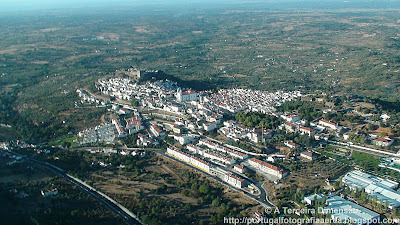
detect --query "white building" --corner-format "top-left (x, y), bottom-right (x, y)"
top-left (323, 196), bottom-right (380, 225)
top-left (223, 172), bottom-right (246, 188)
top-left (167, 146), bottom-right (212, 173)
top-left (126, 116), bottom-right (144, 134)
top-left (319, 119), bottom-right (338, 130)
top-left (281, 113), bottom-right (301, 123)
top-left (234, 164), bottom-right (245, 173)
top-left (300, 151), bottom-right (318, 160)
top-left (303, 193), bottom-right (324, 205)
top-left (248, 158), bottom-right (288, 179)
top-left (283, 122), bottom-right (298, 133)
top-left (41, 188), bottom-right (59, 197)
top-left (150, 125), bottom-right (166, 137)
top-left (112, 119), bottom-right (127, 137)
top-left (103, 147), bottom-right (117, 154)
top-left (190, 155), bottom-right (212, 173)
top-left (315, 133), bottom-right (330, 141)
top-left (203, 151), bottom-right (235, 165)
top-left (284, 141), bottom-right (300, 149)
top-left (373, 137), bottom-right (394, 147)
top-left (167, 146), bottom-right (191, 163)
top-left (176, 88), bottom-right (198, 102)
top-left (203, 122), bottom-right (218, 132)
top-left (299, 127), bottom-right (314, 137)
top-left (173, 134), bottom-right (194, 145)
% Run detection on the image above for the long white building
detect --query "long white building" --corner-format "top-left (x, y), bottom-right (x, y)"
top-left (199, 139), bottom-right (248, 159)
top-left (319, 119), bottom-right (339, 130)
top-left (248, 158), bottom-right (288, 179)
top-left (203, 151), bottom-right (235, 165)
top-left (167, 146), bottom-right (212, 173)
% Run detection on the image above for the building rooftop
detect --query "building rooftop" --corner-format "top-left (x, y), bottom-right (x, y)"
top-left (342, 170), bottom-right (398, 190)
top-left (323, 196), bottom-right (379, 223)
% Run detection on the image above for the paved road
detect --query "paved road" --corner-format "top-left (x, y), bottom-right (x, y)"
top-left (327, 140), bottom-right (397, 157)
top-left (1, 149), bottom-right (145, 225)
top-left (72, 146), bottom-right (161, 151)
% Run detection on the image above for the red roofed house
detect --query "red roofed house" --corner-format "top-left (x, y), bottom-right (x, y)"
top-left (224, 172), bottom-right (246, 188)
top-left (300, 127), bottom-right (315, 137)
top-left (373, 137), bottom-right (394, 147)
top-left (150, 125), bottom-right (166, 137)
top-left (248, 158), bottom-right (288, 179)
top-left (234, 164), bottom-right (246, 173)
top-left (284, 141), bottom-right (300, 149)
top-left (319, 119), bottom-right (338, 130)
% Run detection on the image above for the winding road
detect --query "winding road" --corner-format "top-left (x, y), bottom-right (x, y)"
top-left (1, 149), bottom-right (145, 225)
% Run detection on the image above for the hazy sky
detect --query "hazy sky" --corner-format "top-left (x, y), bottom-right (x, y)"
top-left (0, 0), bottom-right (255, 12)
top-left (1, 0), bottom-right (397, 12)
top-left (0, 0), bottom-right (326, 11)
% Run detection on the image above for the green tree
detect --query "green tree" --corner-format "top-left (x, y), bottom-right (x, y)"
top-left (212, 197), bottom-right (221, 207)
top-left (199, 184), bottom-right (210, 194)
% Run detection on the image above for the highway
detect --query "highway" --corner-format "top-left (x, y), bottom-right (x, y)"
top-left (1, 149), bottom-right (145, 225)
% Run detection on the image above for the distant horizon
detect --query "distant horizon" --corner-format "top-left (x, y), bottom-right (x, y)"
top-left (1, 0), bottom-right (400, 13)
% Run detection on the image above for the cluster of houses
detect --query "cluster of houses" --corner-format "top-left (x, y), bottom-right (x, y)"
top-left (10, 189), bottom-right (29, 198)
top-left (76, 89), bottom-right (106, 106)
top-left (278, 111), bottom-right (396, 149)
top-left (1, 151), bottom-right (23, 166)
top-left (85, 147), bottom-right (146, 157)
top-left (78, 123), bottom-right (117, 145)
top-left (97, 77), bottom-right (179, 106)
top-left (343, 132), bottom-right (395, 147)
top-left (279, 117), bottom-right (337, 146)
top-left (204, 89), bottom-right (301, 114)
top-left (96, 77), bottom-right (302, 135)
top-left (0, 142), bottom-right (10, 150)
top-left (220, 120), bottom-right (272, 143)
top-left (78, 111), bottom-right (146, 145)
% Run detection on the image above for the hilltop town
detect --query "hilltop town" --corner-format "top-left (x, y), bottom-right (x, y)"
top-left (2, 67), bottom-right (400, 224)
top-left (31, 68), bottom-right (398, 223)
top-left (1, 1), bottom-right (400, 224)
